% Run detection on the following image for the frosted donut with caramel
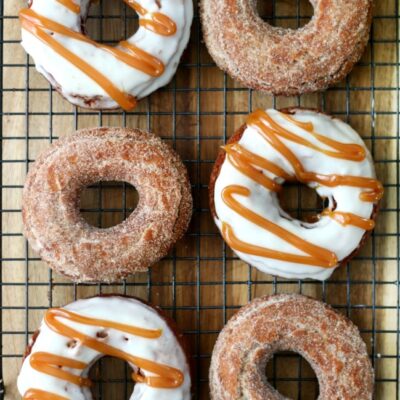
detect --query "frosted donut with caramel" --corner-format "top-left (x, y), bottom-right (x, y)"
top-left (17, 295), bottom-right (191, 399)
top-left (201, 0), bottom-right (372, 96)
top-left (22, 127), bottom-right (192, 282)
top-left (209, 108), bottom-right (382, 280)
top-left (210, 294), bottom-right (374, 399)
top-left (19, 0), bottom-right (193, 110)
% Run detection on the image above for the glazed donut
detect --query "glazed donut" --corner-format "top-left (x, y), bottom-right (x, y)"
top-left (19, 0), bottom-right (193, 110)
top-left (200, 0), bottom-right (372, 95)
top-left (22, 127), bottom-right (192, 282)
top-left (209, 108), bottom-right (382, 280)
top-left (210, 294), bottom-right (374, 399)
top-left (17, 295), bottom-right (191, 399)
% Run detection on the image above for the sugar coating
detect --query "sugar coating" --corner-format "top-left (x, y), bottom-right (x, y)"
top-left (209, 294), bottom-right (374, 399)
top-left (200, 0), bottom-right (372, 95)
top-left (22, 127), bottom-right (193, 282)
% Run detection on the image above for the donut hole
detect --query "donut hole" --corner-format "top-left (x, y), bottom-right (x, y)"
top-left (90, 356), bottom-right (135, 398)
top-left (85, 0), bottom-right (140, 46)
top-left (256, 0), bottom-right (313, 29)
top-left (80, 181), bottom-right (139, 229)
top-left (278, 181), bottom-right (328, 224)
top-left (265, 351), bottom-right (319, 399)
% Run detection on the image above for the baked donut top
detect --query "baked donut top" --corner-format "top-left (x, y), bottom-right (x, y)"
top-left (19, 0), bottom-right (193, 110)
top-left (22, 127), bottom-right (192, 282)
top-left (213, 109), bottom-right (382, 280)
top-left (200, 0), bottom-right (372, 95)
top-left (209, 294), bottom-right (374, 399)
top-left (17, 296), bottom-right (191, 399)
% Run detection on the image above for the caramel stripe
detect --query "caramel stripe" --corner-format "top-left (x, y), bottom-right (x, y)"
top-left (224, 143), bottom-right (291, 192)
top-left (47, 308), bottom-right (163, 338)
top-left (20, 10), bottom-right (165, 78)
top-left (125, 0), bottom-right (177, 36)
top-left (321, 210), bottom-right (375, 230)
top-left (56, 0), bottom-right (80, 14)
top-left (221, 185), bottom-right (338, 268)
top-left (29, 352), bottom-right (90, 387)
top-left (24, 308), bottom-right (184, 398)
top-left (226, 151), bottom-right (280, 192)
top-left (279, 112), bottom-right (366, 161)
top-left (24, 389), bottom-right (68, 400)
top-left (119, 41), bottom-right (165, 76)
top-left (248, 110), bottom-right (383, 202)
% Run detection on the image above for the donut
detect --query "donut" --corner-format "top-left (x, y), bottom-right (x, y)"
top-left (209, 108), bottom-right (382, 280)
top-left (17, 295), bottom-right (191, 399)
top-left (22, 127), bottom-right (192, 282)
top-left (19, 0), bottom-right (193, 110)
top-left (210, 294), bottom-right (374, 399)
top-left (200, 0), bottom-right (372, 96)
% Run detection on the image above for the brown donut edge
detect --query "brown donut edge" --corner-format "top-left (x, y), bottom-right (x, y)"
top-left (200, 1), bottom-right (373, 96)
top-left (208, 108), bottom-right (380, 276)
top-left (23, 294), bottom-right (193, 394)
top-left (209, 293), bottom-right (374, 399)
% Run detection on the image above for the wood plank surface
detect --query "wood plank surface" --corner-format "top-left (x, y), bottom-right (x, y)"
top-left (2, 0), bottom-right (399, 399)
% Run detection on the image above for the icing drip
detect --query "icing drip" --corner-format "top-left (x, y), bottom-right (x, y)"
top-left (217, 109), bottom-right (382, 274)
top-left (19, 1), bottom-right (178, 110)
top-left (23, 308), bottom-right (184, 399)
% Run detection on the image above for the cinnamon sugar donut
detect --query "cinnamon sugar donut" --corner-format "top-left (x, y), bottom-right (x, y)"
top-left (210, 294), bottom-right (374, 400)
top-left (200, 0), bottom-right (372, 95)
top-left (209, 108), bottom-right (382, 280)
top-left (19, 0), bottom-right (193, 110)
top-left (17, 295), bottom-right (191, 399)
top-left (22, 127), bottom-right (192, 282)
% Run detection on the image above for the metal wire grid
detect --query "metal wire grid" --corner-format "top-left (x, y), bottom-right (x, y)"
top-left (0, 0), bottom-right (399, 398)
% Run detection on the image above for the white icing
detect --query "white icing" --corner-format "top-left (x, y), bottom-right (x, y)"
top-left (20, 0), bottom-right (193, 109)
top-left (17, 296), bottom-right (191, 399)
top-left (214, 109), bottom-right (377, 281)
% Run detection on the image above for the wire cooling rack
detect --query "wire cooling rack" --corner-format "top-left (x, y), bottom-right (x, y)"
top-left (1, 0), bottom-right (399, 399)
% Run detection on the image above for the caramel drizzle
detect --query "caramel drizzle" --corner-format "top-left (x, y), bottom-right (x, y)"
top-left (30, 352), bottom-right (91, 388)
top-left (24, 389), bottom-right (68, 400)
top-left (222, 185), bottom-right (338, 267)
top-left (220, 110), bottom-right (382, 268)
top-left (224, 143), bottom-right (292, 192)
top-left (320, 210), bottom-right (375, 230)
top-left (125, 1), bottom-right (177, 36)
top-left (56, 0), bottom-right (80, 14)
top-left (247, 110), bottom-right (383, 202)
top-left (279, 112), bottom-right (367, 161)
top-left (19, 0), bottom-right (177, 110)
top-left (24, 308), bottom-right (184, 399)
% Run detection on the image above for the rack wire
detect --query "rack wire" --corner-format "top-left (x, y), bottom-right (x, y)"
top-left (1, 0), bottom-right (399, 399)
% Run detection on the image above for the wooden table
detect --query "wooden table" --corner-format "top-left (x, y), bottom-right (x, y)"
top-left (2, 0), bottom-right (399, 398)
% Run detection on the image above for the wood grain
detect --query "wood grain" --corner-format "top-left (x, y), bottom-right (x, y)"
top-left (2, 0), bottom-right (399, 399)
